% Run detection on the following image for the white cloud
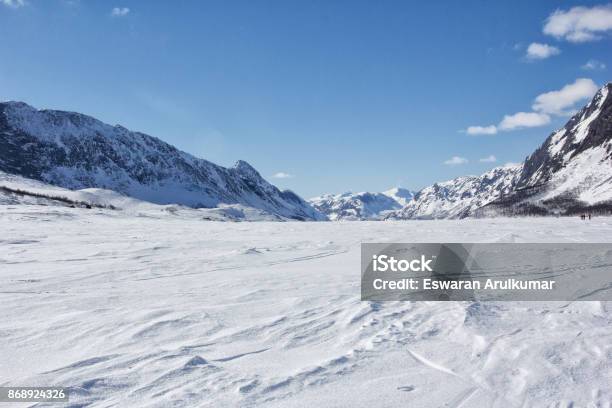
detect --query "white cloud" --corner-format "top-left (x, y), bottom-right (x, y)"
top-left (466, 78), bottom-right (599, 133)
top-left (111, 7), bottom-right (130, 17)
top-left (466, 125), bottom-right (498, 135)
top-left (1, 0), bottom-right (26, 8)
top-left (479, 155), bottom-right (497, 163)
top-left (272, 172), bottom-right (294, 179)
top-left (532, 78), bottom-right (598, 115)
top-left (543, 5), bottom-right (612, 42)
top-left (525, 42), bottom-right (560, 60)
top-left (443, 156), bottom-right (468, 166)
top-left (499, 112), bottom-right (551, 130)
top-left (582, 59), bottom-right (607, 70)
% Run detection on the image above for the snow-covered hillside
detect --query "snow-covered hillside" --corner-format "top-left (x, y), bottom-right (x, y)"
top-left (391, 82), bottom-right (612, 219)
top-left (3, 83), bottom-right (610, 223)
top-left (313, 83), bottom-right (611, 221)
top-left (386, 164), bottom-right (523, 220)
top-left (2, 205), bottom-right (612, 407)
top-left (0, 170), bottom-right (288, 221)
top-left (480, 83), bottom-right (612, 216)
top-left (0, 102), bottom-right (324, 220)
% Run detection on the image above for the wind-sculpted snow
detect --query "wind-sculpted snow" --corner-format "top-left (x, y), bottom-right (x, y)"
top-left (0, 102), bottom-right (323, 220)
top-left (2, 206), bottom-right (612, 407)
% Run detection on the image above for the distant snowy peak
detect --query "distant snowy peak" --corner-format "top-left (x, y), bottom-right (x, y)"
top-left (309, 190), bottom-right (407, 220)
top-left (382, 187), bottom-right (415, 206)
top-left (386, 164), bottom-right (523, 220)
top-left (0, 101), bottom-right (325, 220)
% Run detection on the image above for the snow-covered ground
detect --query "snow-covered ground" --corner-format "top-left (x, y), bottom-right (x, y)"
top-left (2, 206), bottom-right (612, 407)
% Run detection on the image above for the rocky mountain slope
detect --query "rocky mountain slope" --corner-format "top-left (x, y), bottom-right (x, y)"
top-left (478, 82), bottom-right (612, 216)
top-left (385, 164), bottom-right (523, 220)
top-left (388, 82), bottom-right (612, 219)
top-left (0, 101), bottom-right (324, 220)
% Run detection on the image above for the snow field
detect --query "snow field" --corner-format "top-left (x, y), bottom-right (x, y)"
top-left (1, 207), bottom-right (612, 407)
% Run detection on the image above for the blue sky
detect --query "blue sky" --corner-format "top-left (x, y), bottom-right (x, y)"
top-left (1, 0), bottom-right (611, 197)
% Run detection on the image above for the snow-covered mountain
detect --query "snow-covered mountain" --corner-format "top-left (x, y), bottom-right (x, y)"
top-left (309, 192), bottom-right (400, 221)
top-left (0, 101), bottom-right (324, 220)
top-left (388, 82), bottom-right (612, 219)
top-left (310, 84), bottom-right (612, 222)
top-left (3, 82), bottom-right (610, 221)
top-left (386, 164), bottom-right (523, 220)
top-left (382, 187), bottom-right (415, 206)
top-left (479, 82), bottom-right (612, 217)
top-left (0, 170), bottom-right (288, 221)
top-left (309, 189), bottom-right (413, 220)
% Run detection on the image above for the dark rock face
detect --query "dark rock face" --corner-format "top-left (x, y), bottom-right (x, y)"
top-left (0, 101), bottom-right (324, 220)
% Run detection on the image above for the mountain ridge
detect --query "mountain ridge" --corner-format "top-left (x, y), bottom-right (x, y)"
top-left (478, 82), bottom-right (612, 216)
top-left (2, 82), bottom-right (611, 221)
top-left (308, 187), bottom-right (416, 220)
top-left (0, 101), bottom-right (324, 220)
top-left (316, 82), bottom-right (612, 220)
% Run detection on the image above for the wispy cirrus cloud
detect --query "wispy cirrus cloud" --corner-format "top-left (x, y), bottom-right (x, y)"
top-left (581, 59), bottom-right (607, 71)
top-left (525, 42), bottom-right (560, 60)
top-left (464, 78), bottom-right (599, 134)
top-left (272, 172), bottom-right (294, 179)
top-left (479, 155), bottom-right (497, 163)
top-left (111, 7), bottom-right (130, 17)
top-left (443, 156), bottom-right (468, 166)
top-left (543, 5), bottom-right (612, 42)
top-left (1, 0), bottom-right (26, 8)
top-left (466, 125), bottom-right (498, 135)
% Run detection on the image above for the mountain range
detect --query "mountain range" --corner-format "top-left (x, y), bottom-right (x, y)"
top-left (0, 101), bottom-right (324, 221)
top-left (1, 82), bottom-right (611, 221)
top-left (313, 83), bottom-right (612, 220)
top-left (309, 188), bottom-right (414, 221)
